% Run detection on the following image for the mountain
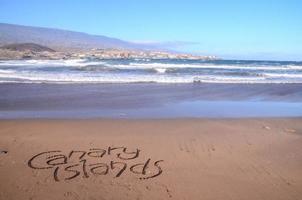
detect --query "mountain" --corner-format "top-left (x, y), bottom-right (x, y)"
top-left (0, 43), bottom-right (55, 52)
top-left (0, 23), bottom-right (153, 51)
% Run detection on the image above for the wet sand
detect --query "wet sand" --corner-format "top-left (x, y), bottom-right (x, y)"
top-left (1, 119), bottom-right (302, 200)
top-left (1, 83), bottom-right (302, 118)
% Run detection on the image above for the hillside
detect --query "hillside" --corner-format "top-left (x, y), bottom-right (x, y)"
top-left (0, 43), bottom-right (55, 52)
top-left (0, 23), bottom-right (152, 51)
top-left (0, 23), bottom-right (218, 60)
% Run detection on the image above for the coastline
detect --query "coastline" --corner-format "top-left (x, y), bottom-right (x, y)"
top-left (1, 82), bottom-right (302, 200)
top-left (1, 118), bottom-right (302, 200)
top-left (1, 2), bottom-right (301, 200)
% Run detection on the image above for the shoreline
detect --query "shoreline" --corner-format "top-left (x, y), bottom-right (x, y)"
top-left (1, 83), bottom-right (302, 119)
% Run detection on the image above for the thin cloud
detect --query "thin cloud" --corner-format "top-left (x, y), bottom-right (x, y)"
top-left (131, 40), bottom-right (200, 49)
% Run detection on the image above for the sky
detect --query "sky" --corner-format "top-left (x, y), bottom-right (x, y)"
top-left (0, 0), bottom-right (301, 61)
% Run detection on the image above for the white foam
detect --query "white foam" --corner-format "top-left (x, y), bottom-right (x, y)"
top-left (1, 59), bottom-right (302, 84)
top-left (1, 60), bottom-right (302, 71)
top-left (113, 63), bottom-right (302, 71)
top-left (0, 71), bottom-right (301, 84)
top-left (263, 73), bottom-right (302, 78)
top-left (154, 68), bottom-right (167, 73)
top-left (0, 69), bottom-right (15, 74)
top-left (0, 59), bottom-right (105, 67)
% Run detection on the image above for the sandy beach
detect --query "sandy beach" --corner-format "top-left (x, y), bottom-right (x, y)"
top-left (1, 1), bottom-right (301, 200)
top-left (1, 118), bottom-right (302, 200)
top-left (1, 76), bottom-right (302, 200)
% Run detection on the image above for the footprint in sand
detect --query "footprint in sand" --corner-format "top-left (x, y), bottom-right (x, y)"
top-left (284, 128), bottom-right (297, 133)
top-left (262, 125), bottom-right (271, 130)
top-left (0, 150), bottom-right (8, 155)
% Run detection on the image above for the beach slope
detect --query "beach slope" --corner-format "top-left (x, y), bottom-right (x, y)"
top-left (0, 119), bottom-right (302, 200)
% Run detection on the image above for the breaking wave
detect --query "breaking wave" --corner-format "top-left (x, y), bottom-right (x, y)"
top-left (0, 59), bottom-right (302, 84)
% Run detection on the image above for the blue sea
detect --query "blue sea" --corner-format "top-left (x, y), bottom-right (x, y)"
top-left (0, 59), bottom-right (302, 84)
top-left (1, 58), bottom-right (302, 118)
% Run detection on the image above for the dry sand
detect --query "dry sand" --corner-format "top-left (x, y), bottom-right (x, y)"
top-left (0, 118), bottom-right (302, 200)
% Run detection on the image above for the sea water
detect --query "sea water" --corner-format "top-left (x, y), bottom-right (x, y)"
top-left (0, 59), bottom-right (302, 84)
top-left (1, 59), bottom-right (302, 118)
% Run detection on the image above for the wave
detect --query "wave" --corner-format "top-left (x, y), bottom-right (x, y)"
top-left (1, 59), bottom-right (302, 71)
top-left (263, 73), bottom-right (302, 78)
top-left (123, 63), bottom-right (302, 71)
top-left (0, 59), bottom-right (106, 67)
top-left (1, 59), bottom-right (302, 84)
top-left (0, 69), bottom-right (15, 74)
top-left (0, 72), bottom-right (301, 84)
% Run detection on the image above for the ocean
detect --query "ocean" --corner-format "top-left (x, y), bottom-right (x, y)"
top-left (0, 59), bottom-right (302, 84)
top-left (1, 58), bottom-right (302, 118)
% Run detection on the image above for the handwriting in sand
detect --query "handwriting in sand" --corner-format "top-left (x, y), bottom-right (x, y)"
top-left (28, 146), bottom-right (163, 182)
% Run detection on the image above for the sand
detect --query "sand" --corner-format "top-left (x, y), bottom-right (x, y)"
top-left (1, 83), bottom-right (302, 119)
top-left (0, 118), bottom-right (302, 200)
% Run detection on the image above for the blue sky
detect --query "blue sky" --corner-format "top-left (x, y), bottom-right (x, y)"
top-left (0, 0), bottom-right (301, 61)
